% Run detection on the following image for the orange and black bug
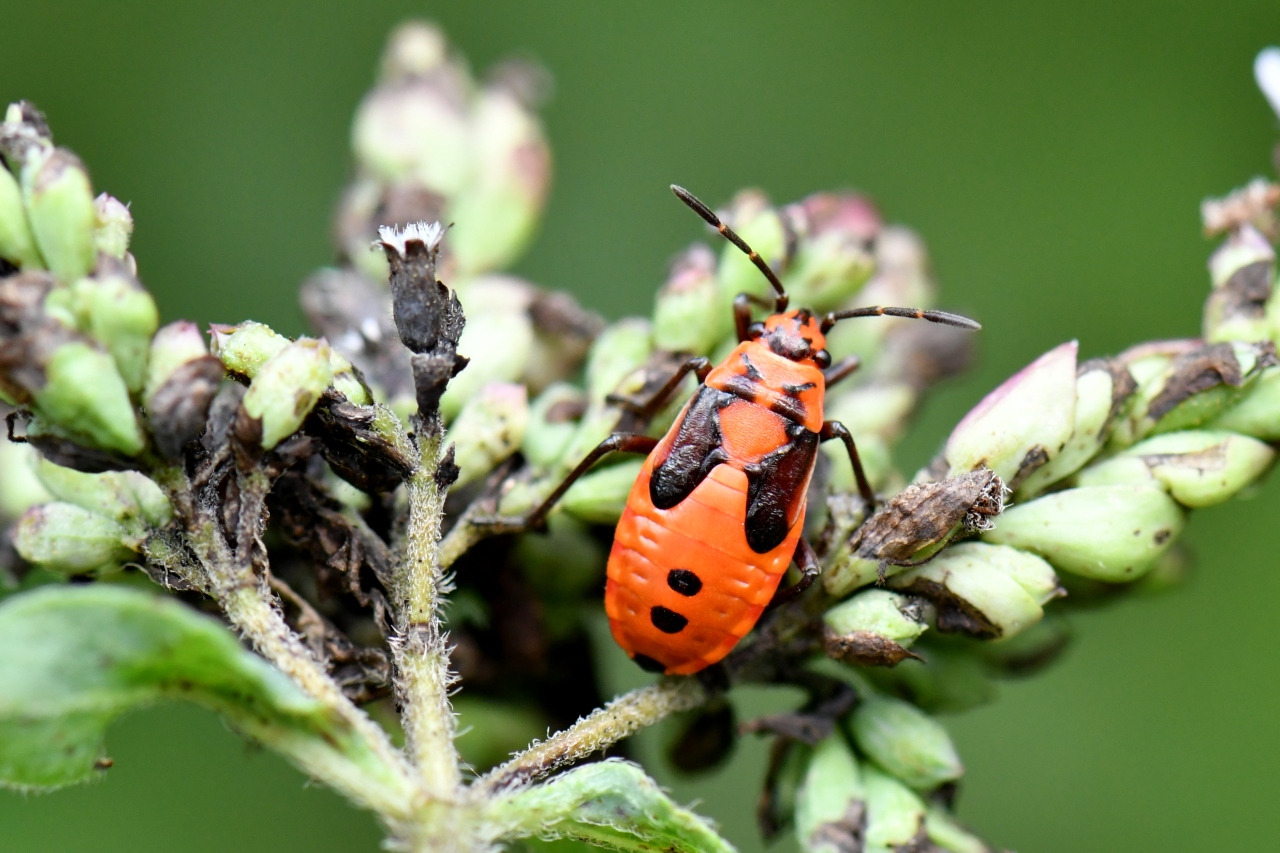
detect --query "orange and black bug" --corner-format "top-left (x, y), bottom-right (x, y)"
top-left (483, 185), bottom-right (979, 675)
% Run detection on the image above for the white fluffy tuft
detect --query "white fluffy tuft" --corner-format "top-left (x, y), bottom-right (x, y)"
top-left (376, 221), bottom-right (446, 256)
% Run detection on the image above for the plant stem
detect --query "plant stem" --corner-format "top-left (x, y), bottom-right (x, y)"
top-left (474, 678), bottom-right (708, 796)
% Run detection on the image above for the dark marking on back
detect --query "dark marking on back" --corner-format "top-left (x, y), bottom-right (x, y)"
top-left (768, 395), bottom-right (809, 424)
top-left (651, 386), bottom-right (731, 509)
top-left (633, 653), bottom-right (666, 672)
top-left (740, 352), bottom-right (764, 380)
top-left (667, 569), bottom-right (703, 596)
top-left (781, 381), bottom-right (817, 397)
top-left (651, 606), bottom-right (689, 634)
top-left (744, 423), bottom-right (819, 553)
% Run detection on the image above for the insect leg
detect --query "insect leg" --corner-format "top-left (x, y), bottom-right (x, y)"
top-left (470, 432), bottom-right (659, 533)
top-left (770, 537), bottom-right (822, 606)
top-left (820, 420), bottom-right (876, 507)
top-left (606, 355), bottom-right (711, 419)
top-left (822, 354), bottom-right (861, 388)
top-left (733, 292), bottom-right (774, 342)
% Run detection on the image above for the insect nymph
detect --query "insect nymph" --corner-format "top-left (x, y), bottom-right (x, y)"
top-left (487, 186), bottom-right (979, 675)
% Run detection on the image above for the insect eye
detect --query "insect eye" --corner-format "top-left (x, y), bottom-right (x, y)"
top-left (748, 323), bottom-right (765, 339)
top-left (813, 349), bottom-right (832, 368)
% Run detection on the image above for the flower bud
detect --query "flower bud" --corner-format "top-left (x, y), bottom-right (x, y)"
top-left (13, 502), bottom-right (135, 575)
top-left (144, 321), bottom-right (212, 403)
top-left (351, 77), bottom-right (471, 195)
top-left (715, 190), bottom-right (787, 307)
top-left (1210, 367), bottom-right (1280, 439)
top-left (522, 382), bottom-right (585, 469)
top-left (982, 484), bottom-right (1185, 582)
top-left (379, 20), bottom-right (450, 82)
top-left (944, 341), bottom-right (1078, 486)
top-left (0, 439), bottom-right (51, 518)
top-left (584, 317), bottom-right (653, 402)
top-left (889, 542), bottom-right (1061, 640)
top-left (560, 459), bottom-right (644, 525)
top-left (850, 696), bottom-right (962, 791)
top-left (1017, 359), bottom-right (1133, 496)
top-left (22, 148), bottom-right (97, 283)
top-left (823, 590), bottom-right (929, 667)
top-left (862, 764), bottom-right (928, 849)
top-left (1203, 224), bottom-right (1277, 343)
top-left (448, 84), bottom-right (551, 274)
top-left (445, 382), bottom-right (529, 488)
top-left (209, 320), bottom-right (290, 377)
top-left (241, 338), bottom-right (334, 450)
top-left (925, 806), bottom-right (993, 853)
top-left (143, 322), bottom-right (224, 460)
top-left (328, 350), bottom-right (372, 406)
top-left (33, 455), bottom-right (171, 531)
top-left (34, 341), bottom-right (145, 456)
top-left (783, 192), bottom-right (879, 312)
top-left (1076, 429), bottom-right (1274, 508)
top-left (92, 193), bottom-right (133, 260)
top-left (439, 285), bottom-right (535, 421)
top-left (0, 165), bottom-right (41, 269)
top-left (652, 243), bottom-right (723, 355)
top-left (794, 733), bottom-right (865, 853)
top-left (69, 262), bottom-right (160, 392)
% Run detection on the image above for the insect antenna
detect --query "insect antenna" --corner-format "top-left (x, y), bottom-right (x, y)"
top-left (819, 305), bottom-right (981, 333)
top-left (671, 184), bottom-right (789, 312)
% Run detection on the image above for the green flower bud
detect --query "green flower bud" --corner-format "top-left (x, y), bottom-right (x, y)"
top-left (144, 321), bottom-right (211, 403)
top-left (439, 277), bottom-right (536, 420)
top-left (823, 589), bottom-right (928, 667)
top-left (0, 164), bottom-right (41, 269)
top-left (944, 341), bottom-right (1078, 485)
top-left (351, 78), bottom-right (471, 196)
top-left (22, 148), bottom-right (97, 283)
top-left (888, 542), bottom-right (1058, 639)
top-left (241, 337), bottom-right (334, 450)
top-left (33, 341), bottom-right (145, 456)
top-left (794, 733), bottom-right (865, 853)
top-left (1154, 341), bottom-right (1276, 434)
top-left (652, 243), bottom-right (722, 355)
top-left (560, 459), bottom-right (644, 525)
top-left (783, 192), bottom-right (879, 312)
top-left (379, 20), bottom-right (450, 82)
top-left (448, 84), bottom-right (551, 274)
top-left (13, 502), bottom-right (135, 575)
top-left (1203, 224), bottom-right (1277, 343)
top-left (1209, 367), bottom-right (1280, 439)
top-left (1076, 429), bottom-right (1274, 508)
top-left (715, 190), bottom-right (786, 308)
top-left (862, 764), bottom-right (928, 851)
top-left (209, 320), bottom-right (290, 377)
top-left (982, 484), bottom-right (1185, 582)
top-left (0, 439), bottom-right (51, 518)
top-left (522, 383), bottom-right (586, 469)
top-left (92, 193), bottom-right (133, 260)
top-left (445, 382), bottom-right (529, 488)
top-left (69, 263), bottom-right (160, 392)
top-left (850, 696), bottom-right (963, 791)
top-left (1017, 360), bottom-right (1131, 496)
top-left (33, 455), bottom-right (171, 531)
top-left (584, 318), bottom-right (652, 402)
top-left (925, 806), bottom-right (993, 853)
top-left (328, 350), bottom-right (372, 406)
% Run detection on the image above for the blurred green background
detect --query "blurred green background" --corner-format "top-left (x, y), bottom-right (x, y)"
top-left (4, 1), bottom-right (1280, 850)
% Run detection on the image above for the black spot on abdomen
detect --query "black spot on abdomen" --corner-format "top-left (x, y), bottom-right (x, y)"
top-left (633, 653), bottom-right (666, 673)
top-left (667, 569), bottom-right (703, 596)
top-left (650, 605), bottom-right (689, 634)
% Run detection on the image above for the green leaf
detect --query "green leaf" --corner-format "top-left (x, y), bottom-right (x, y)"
top-left (487, 759), bottom-right (737, 853)
top-left (0, 585), bottom-right (411, 813)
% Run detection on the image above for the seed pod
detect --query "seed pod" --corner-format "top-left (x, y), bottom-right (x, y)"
top-left (241, 338), bottom-right (334, 450)
top-left (862, 764), bottom-right (929, 850)
top-left (584, 318), bottom-right (653, 402)
top-left (925, 806), bottom-right (993, 853)
top-left (69, 261), bottom-right (160, 392)
top-left (522, 383), bottom-right (586, 469)
top-left (448, 82), bottom-right (551, 274)
top-left (849, 696), bottom-right (963, 791)
top-left (653, 243), bottom-right (722, 355)
top-left (823, 590), bottom-right (929, 667)
top-left (13, 502), bottom-right (134, 575)
top-left (794, 733), bottom-right (866, 853)
top-left (783, 191), bottom-right (879, 312)
top-left (33, 456), bottom-right (171, 532)
top-left (560, 458), bottom-right (644, 525)
top-left (1077, 429), bottom-right (1274, 508)
top-left (22, 148), bottom-right (97, 283)
top-left (92, 193), bottom-right (133, 260)
top-left (1016, 358), bottom-right (1134, 496)
top-left (982, 484), bottom-right (1185, 582)
top-left (944, 340), bottom-right (1078, 486)
top-left (209, 320), bottom-right (290, 378)
top-left (445, 382), bottom-right (529, 488)
top-left (0, 164), bottom-right (41, 269)
top-left (34, 341), bottom-right (145, 456)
